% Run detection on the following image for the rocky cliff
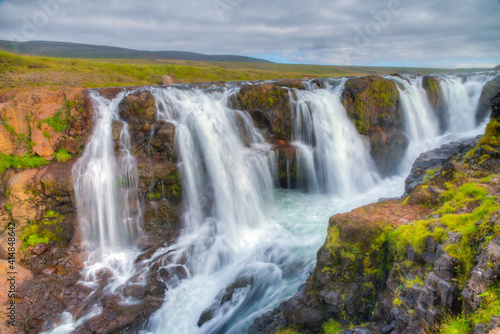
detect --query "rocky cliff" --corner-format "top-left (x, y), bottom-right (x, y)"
top-left (0, 75), bottom-right (482, 333)
top-left (250, 93), bottom-right (500, 334)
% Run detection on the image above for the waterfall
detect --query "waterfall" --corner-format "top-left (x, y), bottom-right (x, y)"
top-left (290, 79), bottom-right (380, 195)
top-left (42, 71), bottom-right (497, 334)
top-left (389, 72), bottom-right (497, 173)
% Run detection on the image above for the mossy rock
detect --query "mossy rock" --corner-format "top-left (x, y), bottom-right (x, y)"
top-left (342, 75), bottom-right (402, 135)
top-left (20, 214), bottom-right (73, 250)
top-left (232, 83), bottom-right (293, 140)
top-left (422, 75), bottom-right (447, 132)
top-left (476, 76), bottom-right (500, 125)
top-left (118, 90), bottom-right (157, 124)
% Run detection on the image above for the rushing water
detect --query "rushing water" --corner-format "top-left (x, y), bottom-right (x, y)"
top-left (43, 72), bottom-right (498, 334)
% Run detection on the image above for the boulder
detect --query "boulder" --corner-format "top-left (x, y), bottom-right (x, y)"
top-left (476, 75), bottom-right (500, 124)
top-left (422, 75), bottom-right (447, 132)
top-left (341, 76), bottom-right (406, 176)
top-left (492, 92), bottom-right (500, 120)
top-left (161, 75), bottom-right (174, 85)
top-left (232, 83), bottom-right (293, 141)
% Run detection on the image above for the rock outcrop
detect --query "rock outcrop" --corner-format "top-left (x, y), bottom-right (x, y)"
top-left (422, 76), bottom-right (447, 132)
top-left (476, 75), bottom-right (500, 124)
top-left (341, 75), bottom-right (407, 176)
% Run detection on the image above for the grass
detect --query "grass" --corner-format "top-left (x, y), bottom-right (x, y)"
top-left (0, 153), bottom-right (49, 174)
top-left (323, 319), bottom-right (343, 334)
top-left (0, 49), bottom-right (485, 89)
top-left (439, 314), bottom-right (472, 334)
top-left (55, 149), bottom-right (72, 163)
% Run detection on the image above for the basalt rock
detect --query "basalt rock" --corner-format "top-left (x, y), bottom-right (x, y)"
top-left (403, 137), bottom-right (479, 197)
top-left (422, 76), bottom-right (447, 132)
top-left (476, 75), bottom-right (500, 124)
top-left (232, 83), bottom-right (296, 141)
top-left (341, 76), bottom-right (407, 176)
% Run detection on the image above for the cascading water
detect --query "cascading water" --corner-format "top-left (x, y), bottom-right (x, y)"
top-left (43, 91), bottom-right (144, 333)
top-left (44, 71), bottom-right (497, 334)
top-left (290, 79), bottom-right (379, 195)
top-left (389, 72), bottom-right (498, 174)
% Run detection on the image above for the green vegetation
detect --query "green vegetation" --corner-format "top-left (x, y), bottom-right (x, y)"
top-left (42, 108), bottom-right (69, 132)
top-left (439, 314), bottom-right (472, 334)
top-left (322, 319), bottom-right (343, 334)
top-left (470, 284), bottom-right (500, 325)
top-left (371, 80), bottom-right (396, 107)
top-left (0, 49), bottom-right (482, 89)
top-left (55, 149), bottom-right (72, 163)
top-left (0, 153), bottom-right (49, 173)
top-left (276, 328), bottom-right (302, 334)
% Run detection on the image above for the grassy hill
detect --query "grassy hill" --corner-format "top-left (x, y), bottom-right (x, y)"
top-left (0, 40), bottom-right (272, 63)
top-left (0, 48), bottom-right (491, 90)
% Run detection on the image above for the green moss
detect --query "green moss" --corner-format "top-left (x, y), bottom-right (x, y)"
top-left (276, 329), bottom-right (303, 334)
top-left (438, 182), bottom-right (488, 215)
top-left (439, 314), bottom-right (472, 334)
top-left (354, 100), bottom-right (367, 133)
top-left (0, 153), bottom-right (49, 174)
top-left (55, 149), bottom-right (72, 163)
top-left (370, 80), bottom-right (395, 107)
top-left (42, 108), bottom-right (69, 132)
top-left (322, 319), bottom-right (343, 334)
top-left (470, 284), bottom-right (500, 325)
top-left (388, 219), bottom-right (436, 260)
top-left (393, 297), bottom-right (403, 306)
top-left (20, 220), bottom-right (59, 249)
top-left (43, 131), bottom-right (50, 139)
top-left (5, 203), bottom-right (12, 211)
top-left (147, 192), bottom-right (162, 200)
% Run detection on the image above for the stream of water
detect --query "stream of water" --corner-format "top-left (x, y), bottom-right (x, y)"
top-left (44, 72), bottom-right (498, 334)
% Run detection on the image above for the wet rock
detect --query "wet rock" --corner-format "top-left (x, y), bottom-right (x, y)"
top-left (476, 75), bottom-right (500, 124)
top-left (118, 90), bottom-right (157, 124)
top-left (198, 277), bottom-right (252, 327)
top-left (403, 137), bottom-right (478, 197)
top-left (422, 75), bottom-right (447, 132)
top-left (341, 76), bottom-right (406, 175)
top-left (32, 242), bottom-right (49, 255)
top-left (232, 83), bottom-right (293, 141)
top-left (492, 92), bottom-right (500, 120)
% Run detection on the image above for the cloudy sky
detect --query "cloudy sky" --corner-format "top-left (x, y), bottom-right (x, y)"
top-left (0, 0), bottom-right (499, 68)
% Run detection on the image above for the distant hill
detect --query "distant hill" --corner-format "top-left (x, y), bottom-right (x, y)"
top-left (0, 40), bottom-right (272, 63)
top-left (495, 65), bottom-right (500, 71)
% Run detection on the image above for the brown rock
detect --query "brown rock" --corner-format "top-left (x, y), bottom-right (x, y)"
top-left (341, 75), bottom-right (402, 134)
top-left (0, 260), bottom-right (33, 306)
top-left (0, 123), bottom-right (16, 155)
top-left (32, 243), bottom-right (49, 255)
top-left (7, 169), bottom-right (40, 224)
top-left (161, 75), bottom-right (174, 85)
top-left (31, 128), bottom-right (55, 160)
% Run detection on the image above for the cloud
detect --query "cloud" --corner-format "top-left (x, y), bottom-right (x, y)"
top-left (0, 0), bottom-right (498, 68)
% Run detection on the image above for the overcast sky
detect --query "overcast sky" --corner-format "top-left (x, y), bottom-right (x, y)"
top-left (0, 0), bottom-right (499, 68)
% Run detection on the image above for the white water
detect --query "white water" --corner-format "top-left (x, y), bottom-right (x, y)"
top-left (290, 79), bottom-right (379, 195)
top-left (44, 72), bottom-right (497, 334)
top-left (389, 73), bottom-right (498, 173)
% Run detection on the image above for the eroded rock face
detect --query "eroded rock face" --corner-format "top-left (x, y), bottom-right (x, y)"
top-left (422, 75), bottom-right (447, 132)
top-left (341, 76), bottom-right (407, 176)
top-left (476, 75), bottom-right (500, 124)
top-left (231, 81), bottom-right (304, 141)
top-left (0, 87), bottom-right (92, 159)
